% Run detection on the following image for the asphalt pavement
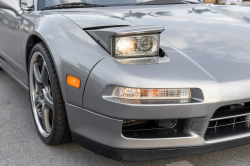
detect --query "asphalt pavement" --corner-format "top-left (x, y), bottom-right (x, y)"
top-left (1, 68), bottom-right (250, 166)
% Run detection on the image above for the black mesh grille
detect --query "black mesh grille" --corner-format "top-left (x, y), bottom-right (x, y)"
top-left (205, 102), bottom-right (250, 140)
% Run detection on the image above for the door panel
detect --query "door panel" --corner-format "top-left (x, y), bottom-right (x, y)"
top-left (0, 8), bottom-right (27, 84)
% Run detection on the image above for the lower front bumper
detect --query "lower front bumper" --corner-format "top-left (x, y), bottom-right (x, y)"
top-left (66, 103), bottom-right (250, 161)
top-left (65, 103), bottom-right (207, 150)
top-left (72, 131), bottom-right (250, 161)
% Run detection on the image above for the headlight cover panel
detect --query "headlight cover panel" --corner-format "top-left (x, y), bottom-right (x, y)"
top-left (85, 25), bottom-right (165, 58)
top-left (112, 34), bottom-right (160, 59)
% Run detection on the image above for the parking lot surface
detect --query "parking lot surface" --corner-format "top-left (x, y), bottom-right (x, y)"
top-left (1, 69), bottom-right (250, 166)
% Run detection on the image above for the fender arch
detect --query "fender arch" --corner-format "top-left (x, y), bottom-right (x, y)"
top-left (24, 14), bottom-right (111, 107)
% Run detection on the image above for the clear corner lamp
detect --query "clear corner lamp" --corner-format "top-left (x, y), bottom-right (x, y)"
top-left (112, 87), bottom-right (191, 100)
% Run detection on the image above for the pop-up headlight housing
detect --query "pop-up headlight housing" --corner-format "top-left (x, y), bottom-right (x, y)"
top-left (86, 25), bottom-right (165, 59)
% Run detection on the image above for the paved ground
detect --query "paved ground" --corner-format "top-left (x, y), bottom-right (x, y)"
top-left (2, 69), bottom-right (250, 166)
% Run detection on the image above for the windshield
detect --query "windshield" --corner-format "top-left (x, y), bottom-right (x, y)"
top-left (38, 0), bottom-right (176, 10)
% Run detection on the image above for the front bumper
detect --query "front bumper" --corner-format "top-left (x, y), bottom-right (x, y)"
top-left (72, 131), bottom-right (250, 161)
top-left (66, 102), bottom-right (250, 161)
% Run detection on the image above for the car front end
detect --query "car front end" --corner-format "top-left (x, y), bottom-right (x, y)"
top-left (27, 0), bottom-right (250, 161)
top-left (65, 10), bottom-right (250, 160)
top-left (67, 44), bottom-right (250, 161)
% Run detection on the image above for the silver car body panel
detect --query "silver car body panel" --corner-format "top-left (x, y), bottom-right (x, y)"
top-left (34, 4), bottom-right (250, 108)
top-left (66, 103), bottom-right (250, 149)
top-left (66, 103), bottom-right (205, 149)
top-left (23, 13), bottom-right (111, 106)
top-left (83, 44), bottom-right (250, 119)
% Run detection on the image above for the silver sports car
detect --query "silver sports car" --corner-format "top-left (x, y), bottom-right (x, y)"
top-left (1, 0), bottom-right (250, 161)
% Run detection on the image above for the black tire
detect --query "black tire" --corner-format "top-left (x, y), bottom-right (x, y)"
top-left (29, 42), bottom-right (71, 145)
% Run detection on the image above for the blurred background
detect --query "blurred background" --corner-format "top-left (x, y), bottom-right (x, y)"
top-left (204, 0), bottom-right (250, 5)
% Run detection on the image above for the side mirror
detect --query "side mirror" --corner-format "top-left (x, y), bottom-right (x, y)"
top-left (28, 0), bottom-right (34, 8)
top-left (22, 0), bottom-right (34, 11)
top-left (0, 0), bottom-right (23, 15)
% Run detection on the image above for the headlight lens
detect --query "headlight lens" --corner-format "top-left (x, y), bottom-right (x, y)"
top-left (112, 87), bottom-right (191, 99)
top-left (140, 37), bottom-right (157, 53)
top-left (113, 34), bottom-right (160, 59)
top-left (116, 37), bottom-right (137, 55)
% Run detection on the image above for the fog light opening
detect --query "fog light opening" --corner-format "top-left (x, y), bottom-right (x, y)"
top-left (122, 119), bottom-right (178, 130)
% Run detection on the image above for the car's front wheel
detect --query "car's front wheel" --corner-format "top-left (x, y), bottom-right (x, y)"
top-left (29, 42), bottom-right (71, 145)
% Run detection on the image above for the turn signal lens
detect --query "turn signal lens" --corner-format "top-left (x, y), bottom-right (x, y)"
top-left (67, 75), bottom-right (80, 89)
top-left (112, 87), bottom-right (191, 99)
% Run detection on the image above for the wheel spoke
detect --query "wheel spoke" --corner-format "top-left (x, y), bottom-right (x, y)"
top-left (41, 63), bottom-right (48, 86)
top-left (44, 92), bottom-right (54, 111)
top-left (35, 95), bottom-right (41, 106)
top-left (35, 98), bottom-right (42, 118)
top-left (41, 104), bottom-right (52, 133)
top-left (33, 63), bottom-right (42, 84)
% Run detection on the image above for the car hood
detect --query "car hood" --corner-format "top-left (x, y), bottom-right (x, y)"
top-left (54, 4), bottom-right (250, 82)
top-left (59, 4), bottom-right (250, 51)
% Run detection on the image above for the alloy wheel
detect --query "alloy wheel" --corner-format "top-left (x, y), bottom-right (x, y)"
top-left (29, 52), bottom-right (53, 137)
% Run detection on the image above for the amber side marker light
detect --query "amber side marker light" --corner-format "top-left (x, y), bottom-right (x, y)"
top-left (67, 75), bottom-right (81, 89)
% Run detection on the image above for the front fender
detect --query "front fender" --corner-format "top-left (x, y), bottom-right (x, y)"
top-left (24, 13), bottom-right (110, 107)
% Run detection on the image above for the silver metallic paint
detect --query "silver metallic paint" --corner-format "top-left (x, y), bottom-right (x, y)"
top-left (66, 103), bottom-right (204, 149)
top-left (23, 13), bottom-right (111, 106)
top-left (61, 11), bottom-right (134, 29)
top-left (0, 0), bottom-right (23, 15)
top-left (66, 103), bottom-right (250, 149)
top-left (0, 6), bottom-right (27, 86)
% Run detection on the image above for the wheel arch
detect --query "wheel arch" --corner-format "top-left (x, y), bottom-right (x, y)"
top-left (24, 14), bottom-right (110, 107)
top-left (24, 32), bottom-right (67, 105)
top-left (25, 34), bottom-right (43, 74)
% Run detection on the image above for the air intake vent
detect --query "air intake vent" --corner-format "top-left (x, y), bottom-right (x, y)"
top-left (205, 102), bottom-right (250, 140)
top-left (122, 119), bottom-right (192, 139)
